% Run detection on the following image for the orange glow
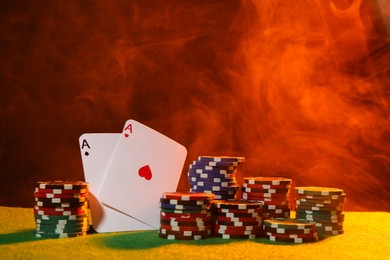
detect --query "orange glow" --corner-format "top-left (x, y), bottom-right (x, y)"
top-left (0, 1), bottom-right (388, 210)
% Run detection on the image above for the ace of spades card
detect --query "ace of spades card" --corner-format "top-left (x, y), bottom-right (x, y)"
top-left (98, 119), bottom-right (187, 229)
top-left (79, 133), bottom-right (153, 232)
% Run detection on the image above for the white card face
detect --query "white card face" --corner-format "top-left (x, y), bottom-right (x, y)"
top-left (99, 119), bottom-right (187, 228)
top-left (79, 133), bottom-right (153, 232)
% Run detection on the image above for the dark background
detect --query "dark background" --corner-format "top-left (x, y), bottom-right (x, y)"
top-left (0, 0), bottom-right (389, 211)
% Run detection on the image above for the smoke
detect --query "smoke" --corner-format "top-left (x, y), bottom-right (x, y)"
top-left (0, 0), bottom-right (388, 210)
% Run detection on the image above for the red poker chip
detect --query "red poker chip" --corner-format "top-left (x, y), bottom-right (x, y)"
top-left (215, 207), bottom-right (262, 214)
top-left (242, 187), bottom-right (290, 194)
top-left (159, 198), bottom-right (211, 206)
top-left (216, 220), bottom-right (261, 227)
top-left (242, 192), bottom-right (289, 198)
top-left (215, 228), bottom-right (263, 236)
top-left (216, 216), bottom-right (262, 223)
top-left (263, 226), bottom-right (316, 235)
top-left (216, 211), bottom-right (261, 219)
top-left (34, 205), bottom-right (88, 212)
top-left (160, 215), bottom-right (212, 223)
top-left (34, 187), bottom-right (88, 194)
top-left (159, 228), bottom-right (212, 237)
top-left (162, 192), bottom-right (215, 201)
top-left (158, 232), bottom-right (211, 240)
top-left (215, 233), bottom-right (262, 239)
top-left (243, 183), bottom-right (291, 190)
top-left (34, 192), bottom-right (88, 199)
top-left (244, 177), bottom-right (292, 185)
top-left (160, 211), bottom-right (211, 219)
top-left (160, 219), bottom-right (213, 227)
top-left (266, 231), bottom-right (318, 239)
top-left (242, 194), bottom-right (289, 203)
top-left (215, 224), bottom-right (257, 231)
top-left (265, 234), bottom-right (318, 243)
top-left (261, 204), bottom-right (290, 210)
top-left (159, 224), bottom-right (212, 232)
top-left (263, 212), bottom-right (290, 219)
top-left (213, 200), bottom-right (262, 210)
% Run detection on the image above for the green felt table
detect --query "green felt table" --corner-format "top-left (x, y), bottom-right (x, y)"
top-left (0, 206), bottom-right (389, 259)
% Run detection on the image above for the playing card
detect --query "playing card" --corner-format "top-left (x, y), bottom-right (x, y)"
top-left (99, 119), bottom-right (187, 229)
top-left (79, 133), bottom-right (153, 232)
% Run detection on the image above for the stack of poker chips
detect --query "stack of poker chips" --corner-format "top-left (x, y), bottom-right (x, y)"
top-left (241, 177), bottom-right (292, 219)
top-left (33, 181), bottom-right (90, 238)
top-left (212, 200), bottom-right (263, 239)
top-left (263, 218), bottom-right (318, 243)
top-left (188, 156), bottom-right (245, 200)
top-left (159, 192), bottom-right (215, 240)
top-left (294, 186), bottom-right (346, 236)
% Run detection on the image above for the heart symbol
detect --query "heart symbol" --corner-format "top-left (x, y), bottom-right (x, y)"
top-left (124, 133), bottom-right (129, 138)
top-left (138, 165), bottom-right (152, 180)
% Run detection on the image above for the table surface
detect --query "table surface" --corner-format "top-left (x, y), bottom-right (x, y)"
top-left (0, 206), bottom-right (389, 259)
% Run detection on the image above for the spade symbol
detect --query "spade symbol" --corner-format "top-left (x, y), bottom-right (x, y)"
top-left (85, 151), bottom-right (89, 156)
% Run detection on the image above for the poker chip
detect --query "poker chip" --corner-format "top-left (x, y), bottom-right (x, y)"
top-left (160, 219), bottom-right (213, 227)
top-left (34, 187), bottom-right (88, 194)
top-left (263, 218), bottom-right (316, 230)
top-left (243, 183), bottom-right (291, 190)
top-left (159, 228), bottom-right (212, 237)
top-left (244, 177), bottom-right (292, 186)
top-left (162, 192), bottom-right (215, 201)
top-left (159, 192), bottom-right (214, 240)
top-left (36, 181), bottom-right (89, 190)
top-left (215, 229), bottom-right (262, 236)
top-left (242, 177), bottom-right (292, 220)
top-left (262, 218), bottom-right (318, 243)
top-left (33, 230), bottom-right (87, 238)
top-left (295, 187), bottom-right (344, 196)
top-left (212, 200), bottom-right (263, 239)
top-left (33, 181), bottom-right (90, 239)
top-left (214, 233), bottom-right (261, 239)
top-left (295, 186), bottom-right (346, 237)
top-left (33, 192), bottom-right (88, 199)
top-left (197, 156), bottom-right (245, 163)
top-left (265, 234), bottom-right (318, 243)
top-left (160, 211), bottom-right (212, 219)
top-left (213, 200), bottom-right (262, 210)
top-left (158, 232), bottom-right (210, 240)
top-left (187, 156), bottom-right (244, 200)
top-left (263, 226), bottom-right (316, 235)
top-left (160, 224), bottom-right (212, 232)
top-left (159, 203), bottom-right (210, 211)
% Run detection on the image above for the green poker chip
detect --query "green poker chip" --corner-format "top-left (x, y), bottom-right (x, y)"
top-left (295, 187), bottom-right (344, 196)
top-left (33, 229), bottom-right (87, 239)
top-left (263, 218), bottom-right (316, 230)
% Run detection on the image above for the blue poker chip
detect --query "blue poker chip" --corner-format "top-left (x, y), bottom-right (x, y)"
top-left (187, 171), bottom-right (236, 179)
top-left (191, 161), bottom-right (238, 169)
top-left (192, 160), bottom-right (239, 167)
top-left (159, 203), bottom-right (210, 210)
top-left (189, 165), bottom-right (237, 174)
top-left (188, 180), bottom-right (238, 187)
top-left (188, 179), bottom-right (237, 187)
top-left (191, 185), bottom-right (240, 192)
top-left (197, 156), bottom-right (245, 163)
top-left (187, 174), bottom-right (236, 183)
top-left (188, 175), bottom-right (236, 183)
top-left (189, 188), bottom-right (238, 196)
